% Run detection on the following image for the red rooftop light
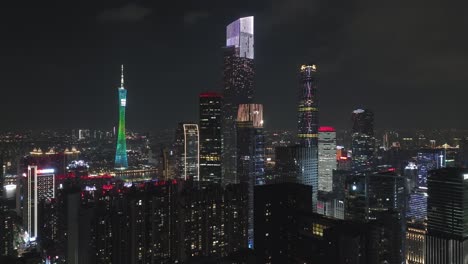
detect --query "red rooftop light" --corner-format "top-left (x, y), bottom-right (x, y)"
top-left (319, 126), bottom-right (336, 132)
top-left (200, 92), bottom-right (223, 98)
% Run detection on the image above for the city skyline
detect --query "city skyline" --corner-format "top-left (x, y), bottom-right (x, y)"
top-left (1, 1), bottom-right (466, 130)
top-left (1, 2), bottom-right (468, 263)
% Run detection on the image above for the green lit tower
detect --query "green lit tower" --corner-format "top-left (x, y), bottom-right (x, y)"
top-left (115, 65), bottom-right (128, 169)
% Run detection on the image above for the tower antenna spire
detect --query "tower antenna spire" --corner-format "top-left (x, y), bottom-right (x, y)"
top-left (121, 64), bottom-right (124, 88)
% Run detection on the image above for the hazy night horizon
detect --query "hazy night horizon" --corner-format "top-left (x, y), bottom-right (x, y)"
top-left (0, 0), bottom-right (466, 131)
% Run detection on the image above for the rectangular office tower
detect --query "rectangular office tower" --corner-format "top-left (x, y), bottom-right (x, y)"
top-left (199, 92), bottom-right (222, 183)
top-left (25, 166), bottom-right (55, 240)
top-left (351, 109), bottom-right (375, 171)
top-left (426, 168), bottom-right (468, 264)
top-left (236, 103), bottom-right (265, 249)
top-left (222, 16), bottom-right (254, 186)
top-left (175, 123), bottom-right (200, 181)
top-left (318, 126), bottom-right (337, 192)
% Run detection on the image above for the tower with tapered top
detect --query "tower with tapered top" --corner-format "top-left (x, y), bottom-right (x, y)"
top-left (115, 65), bottom-right (128, 170)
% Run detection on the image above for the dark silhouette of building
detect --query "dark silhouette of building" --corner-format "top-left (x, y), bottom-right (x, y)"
top-left (255, 182), bottom-right (406, 264)
top-left (254, 183), bottom-right (313, 263)
top-left (41, 180), bottom-right (249, 263)
top-left (351, 109), bottom-right (375, 171)
top-left (426, 168), bottom-right (468, 263)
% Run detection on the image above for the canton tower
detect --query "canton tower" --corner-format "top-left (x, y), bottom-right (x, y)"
top-left (115, 65), bottom-right (128, 170)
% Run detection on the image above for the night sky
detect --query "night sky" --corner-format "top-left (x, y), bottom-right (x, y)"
top-left (1, 0), bottom-right (466, 131)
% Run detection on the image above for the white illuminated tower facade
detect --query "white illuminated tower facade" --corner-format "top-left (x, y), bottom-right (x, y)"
top-left (318, 126), bottom-right (337, 192)
top-left (26, 166), bottom-right (55, 240)
top-left (226, 16), bottom-right (254, 59)
top-left (222, 16), bottom-right (254, 186)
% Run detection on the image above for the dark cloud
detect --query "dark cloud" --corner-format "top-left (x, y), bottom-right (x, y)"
top-left (97, 3), bottom-right (152, 22)
top-left (184, 11), bottom-right (210, 25)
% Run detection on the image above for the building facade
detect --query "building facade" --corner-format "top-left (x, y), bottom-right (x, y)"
top-left (199, 92), bottom-right (222, 183)
top-left (25, 166), bottom-right (55, 240)
top-left (426, 168), bottom-right (468, 264)
top-left (297, 64), bottom-right (319, 212)
top-left (221, 16), bottom-right (254, 186)
top-left (236, 103), bottom-right (265, 248)
top-left (175, 123), bottom-right (200, 181)
top-left (351, 109), bottom-right (375, 171)
top-left (318, 126), bottom-right (336, 192)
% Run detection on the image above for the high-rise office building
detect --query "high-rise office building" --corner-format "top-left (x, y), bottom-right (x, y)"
top-left (345, 171), bottom-right (407, 263)
top-left (160, 147), bottom-right (177, 180)
top-left (199, 92), bottom-right (222, 183)
top-left (236, 103), bottom-right (265, 249)
top-left (274, 146), bottom-right (300, 183)
top-left (406, 222), bottom-right (426, 264)
top-left (222, 16), bottom-right (254, 186)
top-left (0, 199), bottom-right (14, 257)
top-left (25, 166), bottom-right (55, 240)
top-left (351, 109), bottom-right (375, 171)
top-left (426, 168), bottom-right (468, 263)
top-left (345, 171), bottom-right (406, 222)
top-left (297, 64), bottom-right (319, 211)
top-left (417, 149), bottom-right (445, 189)
top-left (352, 108), bottom-right (374, 136)
top-left (115, 65), bottom-right (128, 169)
top-left (318, 126), bottom-right (336, 192)
top-left (175, 123), bottom-right (200, 181)
top-left (404, 149), bottom-right (445, 223)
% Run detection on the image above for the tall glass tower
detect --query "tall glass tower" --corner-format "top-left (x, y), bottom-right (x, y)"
top-left (296, 64), bottom-right (319, 211)
top-left (297, 64), bottom-right (319, 146)
top-left (199, 92), bottom-right (222, 183)
top-left (115, 65), bottom-right (128, 170)
top-left (236, 103), bottom-right (265, 249)
top-left (222, 16), bottom-right (254, 186)
top-left (351, 109), bottom-right (375, 171)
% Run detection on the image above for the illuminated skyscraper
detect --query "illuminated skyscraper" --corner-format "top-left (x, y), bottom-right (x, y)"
top-left (25, 166), bottom-right (55, 240)
top-left (318, 126), bottom-right (337, 192)
top-left (175, 123), bottom-right (200, 181)
top-left (236, 103), bottom-right (265, 248)
top-left (115, 65), bottom-right (128, 170)
top-left (297, 64), bottom-right (318, 147)
top-left (351, 109), bottom-right (375, 171)
top-left (199, 92), bottom-right (222, 183)
top-left (222, 16), bottom-right (254, 186)
top-left (296, 64), bottom-right (319, 211)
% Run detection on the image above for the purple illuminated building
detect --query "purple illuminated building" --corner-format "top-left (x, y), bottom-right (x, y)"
top-left (297, 64), bottom-right (318, 147)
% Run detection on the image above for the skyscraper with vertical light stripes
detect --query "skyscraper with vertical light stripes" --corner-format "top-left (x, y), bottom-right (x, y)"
top-left (296, 64), bottom-right (319, 211)
top-left (297, 64), bottom-right (318, 146)
top-left (115, 65), bottom-right (128, 170)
